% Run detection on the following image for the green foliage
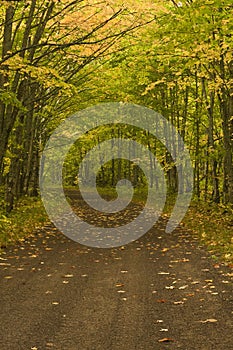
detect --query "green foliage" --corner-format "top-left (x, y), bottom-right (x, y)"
top-left (183, 201), bottom-right (233, 263)
top-left (62, 123), bottom-right (167, 189)
top-left (0, 89), bottom-right (27, 111)
top-left (0, 195), bottom-right (48, 249)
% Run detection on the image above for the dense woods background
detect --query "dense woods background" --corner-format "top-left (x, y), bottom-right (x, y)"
top-left (0, 0), bottom-right (232, 218)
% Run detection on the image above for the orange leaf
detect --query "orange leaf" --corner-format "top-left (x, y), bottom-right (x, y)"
top-left (158, 338), bottom-right (174, 343)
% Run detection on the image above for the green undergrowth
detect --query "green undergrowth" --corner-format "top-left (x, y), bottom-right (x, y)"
top-left (183, 200), bottom-right (233, 265)
top-left (0, 194), bottom-right (48, 250)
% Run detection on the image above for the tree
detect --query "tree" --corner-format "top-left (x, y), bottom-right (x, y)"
top-left (0, 0), bottom-right (147, 212)
top-left (82, 0), bottom-right (232, 203)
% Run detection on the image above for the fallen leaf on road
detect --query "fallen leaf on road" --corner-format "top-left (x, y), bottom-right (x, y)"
top-left (173, 301), bottom-right (184, 305)
top-left (179, 285), bottom-right (188, 290)
top-left (224, 272), bottom-right (233, 277)
top-left (198, 319), bottom-right (217, 323)
top-left (116, 283), bottom-right (124, 287)
top-left (158, 338), bottom-right (174, 343)
top-left (0, 263), bottom-right (10, 266)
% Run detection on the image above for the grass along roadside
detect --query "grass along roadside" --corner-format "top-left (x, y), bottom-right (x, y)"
top-left (183, 201), bottom-right (233, 265)
top-left (0, 195), bottom-right (48, 250)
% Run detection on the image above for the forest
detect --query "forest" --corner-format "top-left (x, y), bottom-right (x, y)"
top-left (0, 0), bottom-right (232, 261)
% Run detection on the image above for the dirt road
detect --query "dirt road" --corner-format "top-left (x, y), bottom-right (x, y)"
top-left (0, 193), bottom-right (232, 349)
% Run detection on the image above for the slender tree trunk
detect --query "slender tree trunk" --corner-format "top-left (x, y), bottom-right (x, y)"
top-left (194, 69), bottom-right (200, 199)
top-left (202, 78), bottom-right (220, 202)
top-left (218, 55), bottom-right (233, 203)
